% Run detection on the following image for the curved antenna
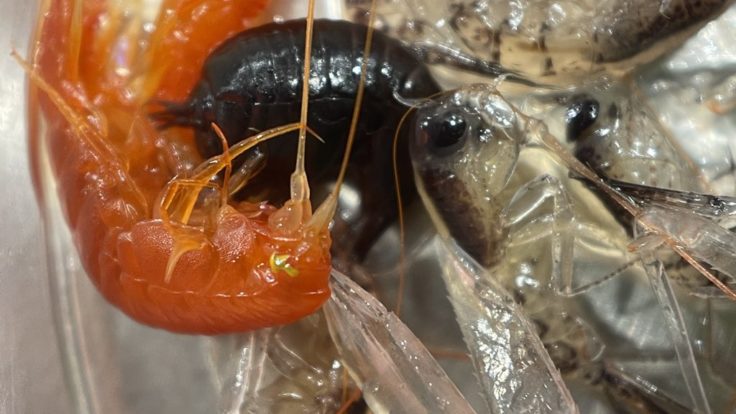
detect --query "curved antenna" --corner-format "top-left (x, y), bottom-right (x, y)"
top-left (392, 88), bottom-right (456, 316)
top-left (310, 0), bottom-right (378, 227)
top-left (332, 7), bottom-right (377, 193)
top-left (392, 108), bottom-right (413, 316)
top-left (290, 0), bottom-right (317, 204)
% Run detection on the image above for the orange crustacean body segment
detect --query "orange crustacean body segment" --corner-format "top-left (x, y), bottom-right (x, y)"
top-left (29, 0), bottom-right (334, 334)
top-left (144, 0), bottom-right (270, 102)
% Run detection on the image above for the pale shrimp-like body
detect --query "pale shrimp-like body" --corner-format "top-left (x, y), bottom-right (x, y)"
top-left (408, 85), bottom-right (613, 411)
top-left (347, 0), bottom-right (734, 83)
top-left (409, 83), bottom-right (736, 412)
top-left (545, 80), bottom-right (736, 296)
top-left (28, 0), bottom-right (341, 334)
top-left (532, 81), bottom-right (708, 192)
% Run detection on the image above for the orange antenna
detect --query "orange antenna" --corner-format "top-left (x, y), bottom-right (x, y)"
top-left (290, 0), bottom-right (318, 204)
top-left (331, 2), bottom-right (378, 194)
top-left (392, 108), bottom-right (414, 316)
top-left (391, 89), bottom-right (451, 316)
top-left (309, 0), bottom-right (378, 228)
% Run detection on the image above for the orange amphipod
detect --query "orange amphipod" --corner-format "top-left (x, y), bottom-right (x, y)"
top-left (26, 0), bottom-right (353, 334)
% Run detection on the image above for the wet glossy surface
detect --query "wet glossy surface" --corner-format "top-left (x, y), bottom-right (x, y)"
top-left (0, 0), bottom-right (72, 412)
top-left (7, 0), bottom-right (736, 412)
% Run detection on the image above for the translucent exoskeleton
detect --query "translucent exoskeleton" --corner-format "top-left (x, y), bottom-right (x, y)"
top-left (506, 76), bottom-right (736, 297)
top-left (530, 82), bottom-right (736, 413)
top-left (409, 83), bottom-right (736, 412)
top-left (520, 79), bottom-right (710, 192)
top-left (324, 270), bottom-right (478, 413)
top-left (345, 0), bottom-right (735, 84)
top-left (209, 314), bottom-right (347, 413)
top-left (209, 270), bottom-right (482, 413)
top-left (435, 236), bottom-right (577, 413)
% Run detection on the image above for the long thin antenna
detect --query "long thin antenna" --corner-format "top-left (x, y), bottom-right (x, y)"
top-left (290, 0), bottom-right (317, 203)
top-left (309, 0), bottom-right (378, 230)
top-left (392, 110), bottom-right (410, 316)
top-left (392, 90), bottom-right (449, 316)
top-left (331, 0), bottom-right (378, 194)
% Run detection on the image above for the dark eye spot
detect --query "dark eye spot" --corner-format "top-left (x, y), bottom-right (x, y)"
top-left (565, 95), bottom-right (599, 141)
top-left (420, 111), bottom-right (468, 156)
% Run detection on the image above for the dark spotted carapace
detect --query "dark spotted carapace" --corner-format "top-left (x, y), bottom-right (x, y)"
top-left (155, 19), bottom-right (441, 259)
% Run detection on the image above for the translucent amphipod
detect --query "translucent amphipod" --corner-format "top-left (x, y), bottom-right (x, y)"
top-left (558, 80), bottom-right (736, 296)
top-left (209, 313), bottom-right (349, 413)
top-left (409, 83), bottom-right (731, 412)
top-left (346, 0), bottom-right (735, 84)
top-left (533, 89), bottom-right (736, 414)
top-left (210, 270), bottom-right (483, 413)
top-left (408, 85), bottom-right (584, 413)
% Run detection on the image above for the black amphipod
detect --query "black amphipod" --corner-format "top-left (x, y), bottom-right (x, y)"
top-left (154, 19), bottom-right (441, 260)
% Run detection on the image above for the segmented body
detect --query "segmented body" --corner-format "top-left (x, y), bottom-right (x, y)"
top-left (565, 86), bottom-right (705, 193)
top-left (563, 86), bottom-right (736, 296)
top-left (409, 85), bottom-right (696, 412)
top-left (157, 18), bottom-right (441, 260)
top-left (350, 0), bottom-right (734, 83)
top-left (29, 0), bottom-right (347, 334)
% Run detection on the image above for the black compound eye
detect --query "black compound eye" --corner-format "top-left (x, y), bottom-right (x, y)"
top-left (565, 95), bottom-right (599, 141)
top-left (420, 111), bottom-right (468, 156)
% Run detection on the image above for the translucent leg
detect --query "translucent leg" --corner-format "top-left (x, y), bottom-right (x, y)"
top-left (410, 42), bottom-right (533, 85)
top-left (158, 179), bottom-right (222, 224)
top-left (211, 329), bottom-right (274, 413)
top-left (501, 174), bottom-right (577, 296)
top-left (324, 269), bottom-right (478, 414)
top-left (210, 314), bottom-right (346, 413)
top-left (227, 146), bottom-right (267, 196)
top-left (637, 205), bottom-right (736, 299)
top-left (632, 231), bottom-right (713, 414)
top-left (435, 237), bottom-right (578, 414)
top-left (503, 174), bottom-right (640, 296)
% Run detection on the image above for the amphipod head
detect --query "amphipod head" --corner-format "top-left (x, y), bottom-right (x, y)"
top-left (565, 83), bottom-right (701, 191)
top-left (409, 84), bottom-right (524, 267)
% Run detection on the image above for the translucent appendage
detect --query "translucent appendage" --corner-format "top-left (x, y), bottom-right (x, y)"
top-left (638, 205), bottom-right (736, 291)
top-left (634, 237), bottom-right (713, 414)
top-left (436, 237), bottom-right (578, 414)
top-left (211, 314), bottom-right (345, 414)
top-left (324, 269), bottom-right (477, 414)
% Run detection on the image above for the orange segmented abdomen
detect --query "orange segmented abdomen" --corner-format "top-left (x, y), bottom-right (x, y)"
top-left (116, 211), bottom-right (331, 333)
top-left (142, 0), bottom-right (270, 102)
top-left (31, 0), bottom-right (333, 334)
